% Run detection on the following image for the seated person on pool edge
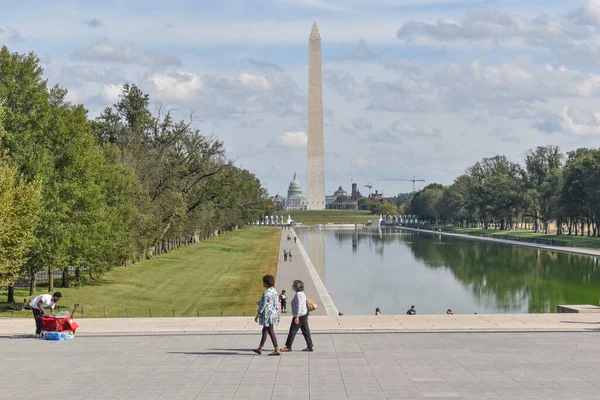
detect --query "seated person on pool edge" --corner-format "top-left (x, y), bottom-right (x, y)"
top-left (406, 305), bottom-right (416, 315)
top-left (30, 292), bottom-right (62, 337)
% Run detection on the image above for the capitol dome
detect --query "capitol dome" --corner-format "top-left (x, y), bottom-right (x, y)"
top-left (333, 185), bottom-right (347, 198)
top-left (288, 172), bottom-right (303, 198)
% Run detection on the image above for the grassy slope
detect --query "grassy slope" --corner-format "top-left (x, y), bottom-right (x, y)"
top-left (276, 210), bottom-right (373, 225)
top-left (1, 227), bottom-right (280, 318)
top-left (432, 226), bottom-right (600, 249)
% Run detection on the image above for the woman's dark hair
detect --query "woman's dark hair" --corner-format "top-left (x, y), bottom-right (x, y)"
top-left (292, 279), bottom-right (304, 292)
top-left (263, 274), bottom-right (275, 287)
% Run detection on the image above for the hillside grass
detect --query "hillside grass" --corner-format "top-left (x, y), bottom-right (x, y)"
top-left (1, 227), bottom-right (280, 318)
top-left (277, 210), bottom-right (373, 225)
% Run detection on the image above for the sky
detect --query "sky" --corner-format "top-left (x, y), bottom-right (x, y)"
top-left (2, 0), bottom-right (600, 197)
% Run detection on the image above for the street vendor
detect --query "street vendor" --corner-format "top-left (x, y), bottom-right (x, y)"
top-left (30, 292), bottom-right (62, 337)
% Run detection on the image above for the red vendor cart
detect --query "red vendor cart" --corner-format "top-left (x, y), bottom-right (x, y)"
top-left (41, 315), bottom-right (79, 334)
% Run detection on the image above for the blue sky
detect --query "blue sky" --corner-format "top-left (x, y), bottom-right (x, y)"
top-left (2, 0), bottom-right (600, 196)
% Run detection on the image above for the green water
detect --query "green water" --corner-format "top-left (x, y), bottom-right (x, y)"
top-left (296, 227), bottom-right (600, 315)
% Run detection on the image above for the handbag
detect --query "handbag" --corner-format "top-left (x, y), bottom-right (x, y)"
top-left (306, 298), bottom-right (318, 312)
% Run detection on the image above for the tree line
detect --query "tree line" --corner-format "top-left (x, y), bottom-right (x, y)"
top-left (358, 197), bottom-right (407, 216)
top-left (407, 145), bottom-right (600, 237)
top-left (0, 46), bottom-right (271, 301)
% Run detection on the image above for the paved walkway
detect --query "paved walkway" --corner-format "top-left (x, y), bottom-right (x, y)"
top-left (3, 331), bottom-right (600, 399)
top-left (3, 313), bottom-right (600, 336)
top-left (400, 227), bottom-right (600, 257)
top-left (275, 228), bottom-right (337, 316)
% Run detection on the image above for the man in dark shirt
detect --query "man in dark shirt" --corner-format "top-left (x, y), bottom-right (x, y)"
top-left (406, 305), bottom-right (416, 315)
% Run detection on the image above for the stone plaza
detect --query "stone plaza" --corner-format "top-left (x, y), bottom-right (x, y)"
top-left (3, 331), bottom-right (600, 399)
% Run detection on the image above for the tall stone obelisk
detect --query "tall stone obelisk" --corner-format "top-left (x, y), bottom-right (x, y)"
top-left (307, 22), bottom-right (325, 210)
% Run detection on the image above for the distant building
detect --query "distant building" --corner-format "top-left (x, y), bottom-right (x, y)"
top-left (370, 190), bottom-right (384, 202)
top-left (273, 173), bottom-right (307, 210)
top-left (351, 183), bottom-right (362, 201)
top-left (326, 185), bottom-right (358, 210)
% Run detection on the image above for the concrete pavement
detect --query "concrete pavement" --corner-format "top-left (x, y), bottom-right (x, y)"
top-left (3, 313), bottom-right (600, 336)
top-left (275, 228), bottom-right (338, 316)
top-left (3, 331), bottom-right (600, 399)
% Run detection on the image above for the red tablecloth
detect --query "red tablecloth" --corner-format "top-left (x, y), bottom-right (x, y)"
top-left (41, 316), bottom-right (79, 333)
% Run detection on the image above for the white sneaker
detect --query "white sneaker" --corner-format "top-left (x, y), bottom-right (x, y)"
top-left (33, 333), bottom-right (40, 338)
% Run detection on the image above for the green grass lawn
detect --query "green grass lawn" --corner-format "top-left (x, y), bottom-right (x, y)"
top-left (1, 227), bottom-right (280, 318)
top-left (277, 210), bottom-right (373, 225)
top-left (431, 226), bottom-right (600, 249)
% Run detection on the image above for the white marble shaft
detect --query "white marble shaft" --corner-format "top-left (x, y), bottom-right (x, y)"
top-left (307, 22), bottom-right (325, 210)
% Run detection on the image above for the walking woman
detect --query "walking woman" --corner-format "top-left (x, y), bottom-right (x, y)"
top-left (281, 280), bottom-right (314, 352)
top-left (253, 274), bottom-right (281, 356)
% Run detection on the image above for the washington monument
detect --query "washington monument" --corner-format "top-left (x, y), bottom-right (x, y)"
top-left (307, 22), bottom-right (325, 210)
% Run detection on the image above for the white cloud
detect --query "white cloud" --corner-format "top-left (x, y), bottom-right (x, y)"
top-left (537, 106), bottom-right (600, 136)
top-left (397, 11), bottom-right (589, 43)
top-left (149, 71), bottom-right (202, 101)
top-left (72, 40), bottom-right (181, 68)
top-left (277, 0), bottom-right (350, 12)
top-left (490, 127), bottom-right (521, 143)
top-left (83, 18), bottom-right (103, 28)
top-left (201, 73), bottom-right (304, 117)
top-left (351, 39), bottom-right (375, 60)
top-left (239, 73), bottom-right (271, 91)
top-left (365, 61), bottom-right (600, 114)
top-left (352, 118), bottom-right (372, 130)
top-left (275, 131), bottom-right (308, 147)
top-left (241, 58), bottom-right (284, 72)
top-left (323, 70), bottom-right (359, 98)
top-left (568, 0), bottom-right (600, 26)
top-left (370, 122), bottom-right (441, 143)
top-left (391, 122), bottom-right (441, 137)
top-left (59, 66), bottom-right (125, 85)
top-left (279, 0), bottom-right (487, 11)
top-left (351, 158), bottom-right (368, 169)
top-left (101, 84), bottom-right (123, 103)
top-left (0, 26), bottom-right (23, 42)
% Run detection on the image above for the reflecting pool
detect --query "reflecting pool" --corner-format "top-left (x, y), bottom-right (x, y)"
top-left (295, 227), bottom-right (600, 315)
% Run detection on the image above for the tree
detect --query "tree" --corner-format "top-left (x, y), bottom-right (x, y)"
top-left (465, 156), bottom-right (524, 230)
top-left (523, 146), bottom-right (563, 233)
top-left (358, 197), bottom-right (378, 212)
top-left (409, 184), bottom-right (444, 223)
top-left (0, 154), bottom-right (41, 299)
top-left (372, 200), bottom-right (398, 216)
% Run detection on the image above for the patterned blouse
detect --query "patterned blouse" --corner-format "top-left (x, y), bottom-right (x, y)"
top-left (257, 287), bottom-right (280, 327)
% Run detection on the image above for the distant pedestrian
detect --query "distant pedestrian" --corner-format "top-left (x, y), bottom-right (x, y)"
top-left (289, 251), bottom-right (293, 261)
top-left (281, 280), bottom-right (314, 352)
top-left (446, 309), bottom-right (453, 315)
top-left (294, 236), bottom-right (297, 244)
top-left (283, 249), bottom-right (288, 262)
top-left (253, 274), bottom-right (280, 356)
top-left (280, 290), bottom-right (288, 313)
top-left (406, 305), bottom-right (416, 315)
top-left (375, 307), bottom-right (382, 316)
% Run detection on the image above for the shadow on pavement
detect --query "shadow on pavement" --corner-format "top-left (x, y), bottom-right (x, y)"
top-left (560, 321), bottom-right (600, 324)
top-left (168, 351), bottom-right (254, 356)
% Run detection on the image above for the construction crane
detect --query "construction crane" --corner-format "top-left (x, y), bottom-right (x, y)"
top-left (377, 177), bottom-right (425, 192)
top-left (364, 182), bottom-right (373, 197)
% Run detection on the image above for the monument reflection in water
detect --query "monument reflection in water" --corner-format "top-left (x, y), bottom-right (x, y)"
top-left (296, 227), bottom-right (600, 315)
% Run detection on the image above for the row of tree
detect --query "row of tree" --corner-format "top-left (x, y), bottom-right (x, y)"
top-left (0, 46), bottom-right (271, 301)
top-left (358, 197), bottom-right (407, 216)
top-left (407, 145), bottom-right (600, 236)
